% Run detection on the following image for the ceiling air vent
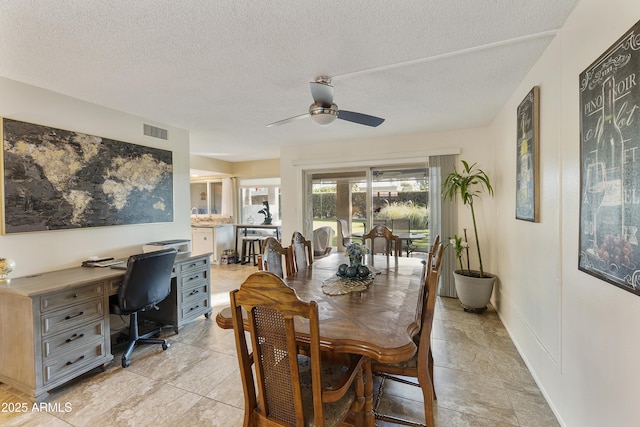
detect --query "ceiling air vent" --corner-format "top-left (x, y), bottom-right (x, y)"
top-left (143, 124), bottom-right (168, 140)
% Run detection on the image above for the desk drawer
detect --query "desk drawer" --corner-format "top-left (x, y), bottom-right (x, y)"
top-left (181, 282), bottom-right (209, 305)
top-left (107, 278), bottom-right (122, 296)
top-left (179, 257), bottom-right (209, 276)
top-left (181, 296), bottom-right (210, 320)
top-left (40, 283), bottom-right (104, 312)
top-left (43, 340), bottom-right (106, 384)
top-left (42, 299), bottom-right (104, 337)
top-left (180, 269), bottom-right (208, 289)
top-left (42, 319), bottom-right (106, 359)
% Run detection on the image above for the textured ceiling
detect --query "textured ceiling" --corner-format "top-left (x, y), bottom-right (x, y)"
top-left (0, 1), bottom-right (579, 163)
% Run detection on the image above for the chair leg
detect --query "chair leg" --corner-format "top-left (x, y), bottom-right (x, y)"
top-left (421, 384), bottom-right (435, 427)
top-left (241, 239), bottom-right (249, 264)
top-left (247, 239), bottom-right (254, 265)
top-left (418, 368), bottom-right (435, 427)
top-left (428, 348), bottom-right (437, 400)
top-left (251, 239), bottom-right (258, 266)
top-left (373, 373), bottom-right (434, 427)
top-left (121, 312), bottom-right (170, 368)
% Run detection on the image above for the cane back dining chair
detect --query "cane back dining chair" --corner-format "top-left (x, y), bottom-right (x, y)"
top-left (230, 271), bottom-right (369, 427)
top-left (360, 225), bottom-right (400, 260)
top-left (291, 231), bottom-right (313, 272)
top-left (259, 236), bottom-right (293, 278)
top-left (371, 242), bottom-right (445, 427)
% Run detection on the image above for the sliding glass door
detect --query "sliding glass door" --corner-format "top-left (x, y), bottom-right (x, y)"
top-left (311, 170), bottom-right (367, 250)
top-left (371, 167), bottom-right (429, 235)
top-left (310, 164), bottom-right (429, 252)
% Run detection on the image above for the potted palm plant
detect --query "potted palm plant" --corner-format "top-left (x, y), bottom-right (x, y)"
top-left (442, 160), bottom-right (496, 313)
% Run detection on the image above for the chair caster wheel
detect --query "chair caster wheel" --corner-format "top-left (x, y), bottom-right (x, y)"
top-left (162, 342), bottom-right (170, 351)
top-left (122, 358), bottom-right (131, 368)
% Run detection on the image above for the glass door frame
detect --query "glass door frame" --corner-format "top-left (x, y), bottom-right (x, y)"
top-left (304, 162), bottom-right (429, 247)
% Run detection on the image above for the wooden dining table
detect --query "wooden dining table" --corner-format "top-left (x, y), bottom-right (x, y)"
top-left (216, 252), bottom-right (426, 426)
top-left (352, 231), bottom-right (427, 257)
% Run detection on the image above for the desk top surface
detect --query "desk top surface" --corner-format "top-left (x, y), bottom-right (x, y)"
top-left (0, 252), bottom-right (210, 297)
top-left (218, 253), bottom-right (425, 363)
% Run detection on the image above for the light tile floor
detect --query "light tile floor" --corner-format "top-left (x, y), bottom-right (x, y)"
top-left (0, 261), bottom-right (559, 426)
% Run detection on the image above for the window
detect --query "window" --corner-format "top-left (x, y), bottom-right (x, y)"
top-left (239, 179), bottom-right (281, 224)
top-left (190, 181), bottom-right (222, 214)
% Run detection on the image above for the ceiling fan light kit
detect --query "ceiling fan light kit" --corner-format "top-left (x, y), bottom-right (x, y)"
top-left (266, 76), bottom-right (385, 128)
top-left (309, 102), bottom-right (338, 125)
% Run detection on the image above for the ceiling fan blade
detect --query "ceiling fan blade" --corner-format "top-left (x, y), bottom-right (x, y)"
top-left (310, 81), bottom-right (334, 105)
top-left (337, 110), bottom-right (385, 127)
top-left (266, 113), bottom-right (310, 127)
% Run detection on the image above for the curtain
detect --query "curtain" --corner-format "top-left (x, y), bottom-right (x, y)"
top-left (221, 177), bottom-right (236, 219)
top-left (429, 155), bottom-right (457, 297)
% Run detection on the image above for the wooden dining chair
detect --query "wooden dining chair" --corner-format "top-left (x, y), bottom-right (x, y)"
top-left (430, 236), bottom-right (443, 272)
top-left (371, 242), bottom-right (445, 427)
top-left (409, 233), bottom-right (439, 259)
top-left (230, 271), bottom-right (369, 427)
top-left (360, 225), bottom-right (399, 260)
top-left (259, 236), bottom-right (293, 278)
top-left (413, 236), bottom-right (441, 323)
top-left (290, 231), bottom-right (313, 272)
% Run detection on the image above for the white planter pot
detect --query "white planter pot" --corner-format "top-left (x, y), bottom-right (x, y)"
top-left (452, 270), bottom-right (496, 313)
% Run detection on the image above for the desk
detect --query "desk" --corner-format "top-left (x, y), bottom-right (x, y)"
top-left (353, 231), bottom-right (426, 257)
top-left (233, 223), bottom-right (281, 263)
top-left (0, 252), bottom-right (211, 402)
top-left (216, 253), bottom-right (425, 425)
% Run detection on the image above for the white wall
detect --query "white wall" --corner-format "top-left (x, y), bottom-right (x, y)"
top-left (0, 77), bottom-right (191, 277)
top-left (491, 0), bottom-right (640, 426)
top-left (281, 1), bottom-right (640, 425)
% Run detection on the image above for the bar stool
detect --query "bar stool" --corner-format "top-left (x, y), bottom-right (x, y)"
top-left (241, 235), bottom-right (264, 265)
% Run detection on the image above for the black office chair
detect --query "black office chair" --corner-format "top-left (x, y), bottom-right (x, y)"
top-left (110, 248), bottom-right (177, 368)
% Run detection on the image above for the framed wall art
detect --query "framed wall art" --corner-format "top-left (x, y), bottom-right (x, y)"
top-left (1, 118), bottom-right (174, 234)
top-left (578, 19), bottom-right (640, 295)
top-left (516, 86), bottom-right (540, 222)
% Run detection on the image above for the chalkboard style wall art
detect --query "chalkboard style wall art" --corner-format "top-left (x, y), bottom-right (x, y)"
top-left (1, 118), bottom-right (174, 233)
top-left (579, 19), bottom-right (640, 295)
top-left (516, 86), bottom-right (540, 222)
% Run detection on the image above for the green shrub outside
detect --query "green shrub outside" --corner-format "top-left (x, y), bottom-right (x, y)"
top-left (376, 201), bottom-right (429, 229)
top-left (312, 191), bottom-right (428, 221)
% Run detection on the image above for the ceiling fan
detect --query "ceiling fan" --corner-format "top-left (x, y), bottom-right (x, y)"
top-left (266, 76), bottom-right (385, 128)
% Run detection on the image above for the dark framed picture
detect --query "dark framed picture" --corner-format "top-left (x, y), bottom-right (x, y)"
top-left (516, 86), bottom-right (540, 222)
top-left (578, 19), bottom-right (640, 295)
top-left (2, 118), bottom-right (174, 234)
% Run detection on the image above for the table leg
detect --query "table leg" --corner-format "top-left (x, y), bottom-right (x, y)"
top-left (364, 358), bottom-right (374, 427)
